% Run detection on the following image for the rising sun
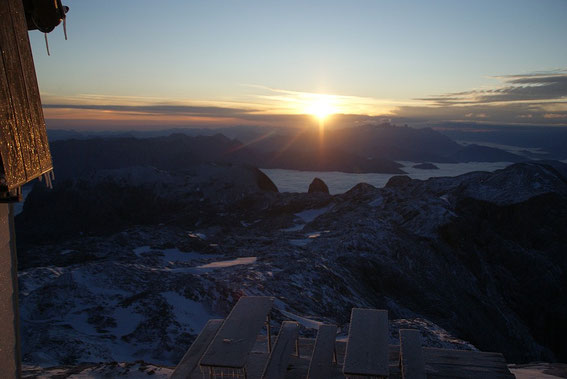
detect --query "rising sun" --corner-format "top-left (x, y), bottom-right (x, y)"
top-left (306, 97), bottom-right (335, 122)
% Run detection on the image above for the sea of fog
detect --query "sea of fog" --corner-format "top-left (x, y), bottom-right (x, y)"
top-left (261, 161), bottom-right (514, 194)
top-left (12, 161), bottom-right (515, 215)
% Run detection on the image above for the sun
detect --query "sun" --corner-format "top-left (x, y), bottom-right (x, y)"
top-left (306, 97), bottom-right (335, 122)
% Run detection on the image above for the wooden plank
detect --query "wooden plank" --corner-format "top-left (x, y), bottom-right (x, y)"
top-left (261, 321), bottom-right (299, 379)
top-left (427, 365), bottom-right (514, 379)
top-left (0, 0), bottom-right (38, 182)
top-left (0, 0), bottom-right (52, 191)
top-left (232, 337), bottom-right (515, 379)
top-left (0, 3), bottom-right (28, 187)
top-left (423, 347), bottom-right (510, 368)
top-left (7, 0), bottom-right (52, 174)
top-left (0, 50), bottom-right (26, 188)
top-left (200, 296), bottom-right (274, 369)
top-left (343, 308), bottom-right (389, 377)
top-left (399, 329), bottom-right (425, 379)
top-left (170, 319), bottom-right (223, 379)
top-left (307, 324), bottom-right (337, 379)
top-left (423, 348), bottom-right (514, 378)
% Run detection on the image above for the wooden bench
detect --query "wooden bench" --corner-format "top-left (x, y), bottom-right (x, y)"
top-left (423, 347), bottom-right (515, 378)
top-left (343, 308), bottom-right (389, 378)
top-left (171, 319), bottom-right (223, 379)
top-left (399, 329), bottom-right (426, 379)
top-left (261, 321), bottom-right (299, 379)
top-left (307, 324), bottom-right (337, 379)
top-left (200, 296), bottom-right (274, 376)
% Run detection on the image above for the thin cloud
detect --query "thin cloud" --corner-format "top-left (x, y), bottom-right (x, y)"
top-left (41, 71), bottom-right (567, 129)
top-left (43, 103), bottom-right (258, 118)
top-left (418, 70), bottom-right (567, 105)
top-left (41, 87), bottom-right (408, 127)
top-left (394, 69), bottom-right (567, 125)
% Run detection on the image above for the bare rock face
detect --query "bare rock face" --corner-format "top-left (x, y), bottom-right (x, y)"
top-left (308, 178), bottom-right (329, 194)
top-left (15, 163), bottom-right (277, 245)
top-left (385, 175), bottom-right (412, 188)
top-left (254, 168), bottom-right (278, 192)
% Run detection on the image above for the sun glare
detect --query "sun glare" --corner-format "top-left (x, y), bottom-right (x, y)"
top-left (306, 97), bottom-right (336, 122)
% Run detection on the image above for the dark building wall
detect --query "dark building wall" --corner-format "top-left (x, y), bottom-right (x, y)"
top-left (0, 204), bottom-right (20, 377)
top-left (1, 0), bottom-right (53, 375)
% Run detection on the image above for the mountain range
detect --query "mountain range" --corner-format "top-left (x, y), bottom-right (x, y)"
top-left (47, 123), bottom-right (530, 180)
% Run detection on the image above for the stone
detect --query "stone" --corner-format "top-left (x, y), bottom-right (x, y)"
top-left (308, 178), bottom-right (329, 194)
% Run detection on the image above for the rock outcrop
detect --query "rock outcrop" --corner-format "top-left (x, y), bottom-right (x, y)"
top-left (255, 168), bottom-right (279, 192)
top-left (16, 164), bottom-right (277, 245)
top-left (308, 178), bottom-right (329, 194)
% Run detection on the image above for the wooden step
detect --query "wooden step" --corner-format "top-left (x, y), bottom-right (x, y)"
top-left (343, 308), bottom-right (389, 378)
top-left (307, 324), bottom-right (338, 379)
top-left (200, 296), bottom-right (274, 369)
top-left (171, 319), bottom-right (223, 378)
top-left (423, 347), bottom-right (515, 378)
top-left (399, 329), bottom-right (426, 379)
top-left (261, 321), bottom-right (299, 379)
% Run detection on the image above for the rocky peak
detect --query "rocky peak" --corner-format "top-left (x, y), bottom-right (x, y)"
top-left (308, 178), bottom-right (329, 194)
top-left (385, 175), bottom-right (412, 188)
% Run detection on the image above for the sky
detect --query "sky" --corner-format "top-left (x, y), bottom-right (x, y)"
top-left (29, 0), bottom-right (567, 130)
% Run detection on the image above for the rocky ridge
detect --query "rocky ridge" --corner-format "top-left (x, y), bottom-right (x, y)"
top-left (15, 161), bottom-right (567, 366)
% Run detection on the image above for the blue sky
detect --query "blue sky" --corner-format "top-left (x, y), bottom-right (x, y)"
top-left (29, 0), bottom-right (567, 129)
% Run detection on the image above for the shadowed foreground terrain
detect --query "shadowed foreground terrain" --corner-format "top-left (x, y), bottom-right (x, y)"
top-left (21, 361), bottom-right (567, 378)
top-left (15, 161), bottom-right (567, 367)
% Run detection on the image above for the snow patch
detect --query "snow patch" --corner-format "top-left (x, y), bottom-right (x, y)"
top-left (279, 309), bottom-right (324, 329)
top-left (196, 257), bottom-right (257, 269)
top-left (281, 224), bottom-right (305, 232)
top-left (66, 311), bottom-right (99, 335)
top-left (162, 292), bottom-right (217, 333)
top-left (23, 362), bottom-right (173, 378)
top-left (369, 196), bottom-right (383, 207)
top-left (133, 246), bottom-right (151, 256)
top-left (289, 239), bottom-right (311, 247)
top-left (161, 249), bottom-right (213, 264)
top-left (188, 232), bottom-right (207, 240)
top-left (294, 204), bottom-right (333, 223)
top-left (112, 306), bottom-right (143, 337)
top-left (133, 246), bottom-right (214, 264)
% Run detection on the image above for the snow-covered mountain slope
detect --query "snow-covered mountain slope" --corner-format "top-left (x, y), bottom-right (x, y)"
top-left (16, 161), bottom-right (567, 366)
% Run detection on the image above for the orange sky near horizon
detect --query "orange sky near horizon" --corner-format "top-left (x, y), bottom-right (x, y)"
top-left (30, 1), bottom-right (567, 130)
